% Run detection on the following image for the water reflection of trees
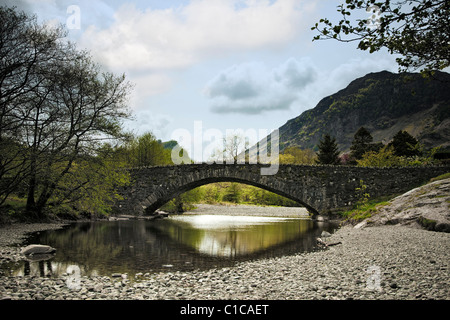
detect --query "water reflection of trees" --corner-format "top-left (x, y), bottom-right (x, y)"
top-left (15, 219), bottom-right (336, 277)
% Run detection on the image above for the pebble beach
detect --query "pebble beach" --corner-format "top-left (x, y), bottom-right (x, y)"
top-left (0, 215), bottom-right (448, 300)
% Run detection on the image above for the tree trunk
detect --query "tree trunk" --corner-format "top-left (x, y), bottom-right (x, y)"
top-left (25, 158), bottom-right (38, 216)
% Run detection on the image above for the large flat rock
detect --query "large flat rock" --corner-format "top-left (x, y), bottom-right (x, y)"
top-left (359, 177), bottom-right (450, 232)
top-left (21, 244), bottom-right (56, 256)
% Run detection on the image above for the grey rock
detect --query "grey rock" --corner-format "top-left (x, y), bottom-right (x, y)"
top-left (360, 178), bottom-right (450, 233)
top-left (21, 244), bottom-right (56, 256)
top-left (321, 231), bottom-right (332, 238)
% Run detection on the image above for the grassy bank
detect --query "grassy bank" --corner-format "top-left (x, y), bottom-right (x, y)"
top-left (0, 195), bottom-right (103, 225)
top-left (339, 196), bottom-right (393, 224)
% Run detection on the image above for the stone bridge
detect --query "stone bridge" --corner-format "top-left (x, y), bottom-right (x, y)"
top-left (114, 164), bottom-right (449, 216)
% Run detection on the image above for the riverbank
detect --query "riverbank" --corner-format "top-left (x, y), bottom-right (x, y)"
top-left (183, 203), bottom-right (311, 218)
top-left (0, 218), bottom-right (448, 300)
top-left (0, 223), bottom-right (68, 266)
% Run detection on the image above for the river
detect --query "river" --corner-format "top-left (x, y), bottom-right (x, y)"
top-left (1, 205), bottom-right (337, 279)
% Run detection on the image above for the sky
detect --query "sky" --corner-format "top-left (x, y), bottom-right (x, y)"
top-left (2, 0), bottom-right (405, 161)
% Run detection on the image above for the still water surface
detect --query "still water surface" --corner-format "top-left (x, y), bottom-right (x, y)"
top-left (6, 214), bottom-right (337, 278)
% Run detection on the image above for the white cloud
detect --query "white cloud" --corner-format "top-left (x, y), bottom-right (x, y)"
top-left (204, 57), bottom-right (319, 114)
top-left (125, 110), bottom-right (173, 138)
top-left (80, 0), bottom-right (313, 72)
top-left (204, 55), bottom-right (399, 115)
top-left (311, 57), bottom-right (398, 105)
top-left (127, 73), bottom-right (173, 110)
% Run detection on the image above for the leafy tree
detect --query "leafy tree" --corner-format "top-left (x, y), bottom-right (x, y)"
top-left (349, 127), bottom-right (383, 163)
top-left (222, 183), bottom-right (243, 203)
top-left (350, 127), bottom-right (374, 161)
top-left (356, 145), bottom-right (401, 167)
top-left (53, 145), bottom-right (130, 217)
top-left (388, 130), bottom-right (421, 157)
top-left (311, 0), bottom-right (450, 73)
top-left (279, 153), bottom-right (296, 165)
top-left (356, 143), bottom-right (436, 167)
top-left (24, 53), bottom-right (131, 217)
top-left (316, 134), bottom-right (341, 165)
top-left (279, 146), bottom-right (317, 164)
top-left (128, 132), bottom-right (173, 167)
top-left (0, 7), bottom-right (132, 218)
top-left (0, 6), bottom-right (73, 205)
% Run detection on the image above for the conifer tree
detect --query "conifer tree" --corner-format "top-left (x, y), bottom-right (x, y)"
top-left (316, 134), bottom-right (340, 165)
top-left (350, 127), bottom-right (374, 161)
top-left (388, 130), bottom-right (421, 157)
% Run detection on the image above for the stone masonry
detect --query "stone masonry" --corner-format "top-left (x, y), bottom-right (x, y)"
top-left (114, 164), bottom-right (449, 216)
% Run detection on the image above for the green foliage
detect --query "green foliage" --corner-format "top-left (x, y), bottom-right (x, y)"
top-left (316, 134), bottom-right (341, 165)
top-left (201, 183), bottom-right (225, 204)
top-left (341, 199), bottom-right (390, 223)
top-left (339, 180), bottom-right (395, 223)
top-left (355, 179), bottom-right (370, 209)
top-left (0, 7), bottom-right (133, 218)
top-left (312, 0), bottom-right (450, 73)
top-left (350, 127), bottom-right (382, 163)
top-left (279, 146), bottom-right (317, 164)
top-left (388, 130), bottom-right (421, 157)
top-left (429, 173), bottom-right (450, 183)
top-left (357, 145), bottom-right (398, 167)
top-left (163, 182), bottom-right (299, 211)
top-left (59, 150), bottom-right (130, 218)
top-left (124, 132), bottom-right (175, 167)
top-left (222, 183), bottom-right (243, 203)
top-left (357, 144), bottom-right (440, 167)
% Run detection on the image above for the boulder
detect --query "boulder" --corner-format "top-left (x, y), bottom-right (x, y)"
top-left (360, 178), bottom-right (450, 233)
top-left (21, 244), bottom-right (56, 256)
top-left (24, 253), bottom-right (55, 262)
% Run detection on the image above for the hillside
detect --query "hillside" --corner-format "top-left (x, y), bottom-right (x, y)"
top-left (278, 70), bottom-right (450, 152)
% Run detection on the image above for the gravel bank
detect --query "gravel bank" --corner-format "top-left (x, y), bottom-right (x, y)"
top-left (0, 223), bottom-right (68, 265)
top-left (183, 203), bottom-right (311, 217)
top-left (0, 219), bottom-right (448, 300)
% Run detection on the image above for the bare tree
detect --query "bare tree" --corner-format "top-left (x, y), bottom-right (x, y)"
top-left (223, 132), bottom-right (248, 164)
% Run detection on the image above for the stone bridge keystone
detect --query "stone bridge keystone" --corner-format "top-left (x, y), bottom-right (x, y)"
top-left (114, 164), bottom-right (449, 216)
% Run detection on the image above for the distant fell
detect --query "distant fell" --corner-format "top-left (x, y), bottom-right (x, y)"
top-left (278, 70), bottom-right (450, 152)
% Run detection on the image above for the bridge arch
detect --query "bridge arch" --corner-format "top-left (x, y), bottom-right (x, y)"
top-left (143, 176), bottom-right (318, 215)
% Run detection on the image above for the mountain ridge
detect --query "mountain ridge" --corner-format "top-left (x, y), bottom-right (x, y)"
top-left (277, 70), bottom-right (450, 153)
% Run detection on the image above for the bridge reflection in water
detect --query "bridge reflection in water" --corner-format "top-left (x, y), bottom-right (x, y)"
top-left (155, 215), bottom-right (318, 257)
top-left (3, 215), bottom-right (337, 278)
top-left (7, 215), bottom-right (335, 277)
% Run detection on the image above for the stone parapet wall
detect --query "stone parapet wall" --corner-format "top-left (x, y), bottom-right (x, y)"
top-left (114, 164), bottom-right (450, 216)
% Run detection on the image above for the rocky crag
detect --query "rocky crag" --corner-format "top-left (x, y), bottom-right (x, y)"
top-left (356, 177), bottom-right (450, 232)
top-left (277, 70), bottom-right (450, 152)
